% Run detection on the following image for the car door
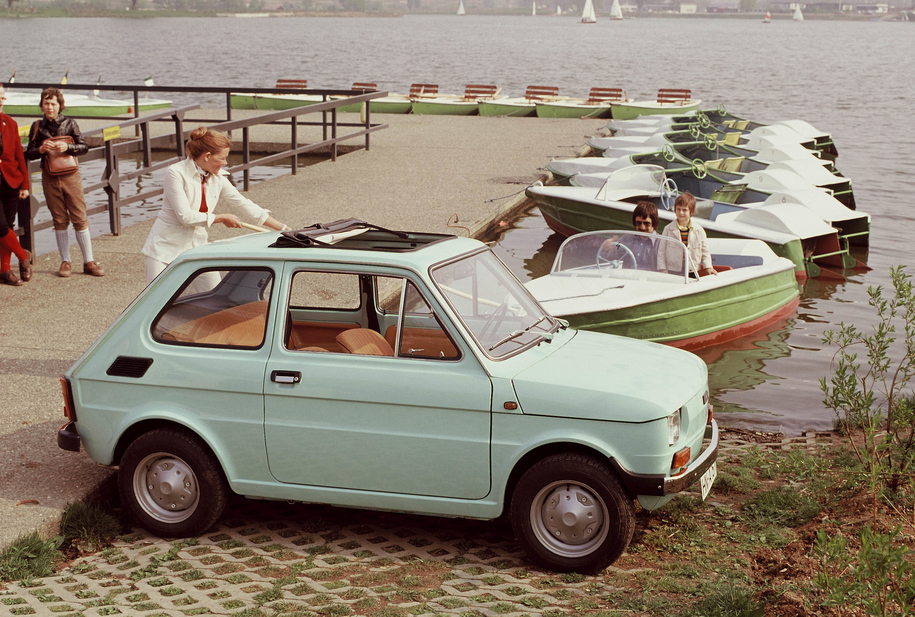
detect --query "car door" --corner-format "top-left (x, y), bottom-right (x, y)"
top-left (263, 264), bottom-right (493, 500)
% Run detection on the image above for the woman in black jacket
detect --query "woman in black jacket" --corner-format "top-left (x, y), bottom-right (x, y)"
top-left (25, 87), bottom-right (104, 277)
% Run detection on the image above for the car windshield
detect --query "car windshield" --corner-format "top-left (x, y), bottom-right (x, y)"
top-left (552, 231), bottom-right (691, 280)
top-left (432, 249), bottom-right (558, 358)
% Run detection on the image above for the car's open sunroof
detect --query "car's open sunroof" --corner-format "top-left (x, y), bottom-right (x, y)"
top-left (269, 218), bottom-right (456, 252)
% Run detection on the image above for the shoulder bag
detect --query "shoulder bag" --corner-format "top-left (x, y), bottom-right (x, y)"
top-left (42, 135), bottom-right (79, 176)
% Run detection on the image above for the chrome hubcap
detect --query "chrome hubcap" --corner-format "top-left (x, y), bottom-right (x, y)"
top-left (531, 481), bottom-right (609, 558)
top-left (133, 453), bottom-right (199, 523)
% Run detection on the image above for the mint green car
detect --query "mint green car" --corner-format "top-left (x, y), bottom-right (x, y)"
top-left (58, 219), bottom-right (718, 573)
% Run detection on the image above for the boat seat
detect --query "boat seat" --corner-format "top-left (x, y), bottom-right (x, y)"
top-left (336, 328), bottom-right (395, 357)
top-left (723, 132), bottom-right (742, 147)
top-left (463, 84), bottom-right (499, 100)
top-left (719, 156), bottom-right (745, 173)
top-left (657, 88), bottom-right (692, 104)
top-left (734, 119), bottom-right (749, 130)
top-left (410, 83), bottom-right (439, 98)
top-left (587, 87), bottom-right (626, 104)
top-left (721, 120), bottom-right (735, 128)
top-left (525, 85), bottom-right (560, 100)
top-left (704, 159), bottom-right (723, 170)
top-left (709, 184), bottom-right (747, 204)
top-left (276, 79), bottom-right (308, 89)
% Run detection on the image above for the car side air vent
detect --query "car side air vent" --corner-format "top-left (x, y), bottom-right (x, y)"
top-left (107, 356), bottom-right (154, 378)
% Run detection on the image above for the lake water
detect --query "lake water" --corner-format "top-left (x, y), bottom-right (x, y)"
top-left (2, 15), bottom-right (913, 433)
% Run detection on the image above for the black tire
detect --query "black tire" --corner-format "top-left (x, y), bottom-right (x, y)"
top-left (510, 453), bottom-right (635, 573)
top-left (118, 428), bottom-right (229, 538)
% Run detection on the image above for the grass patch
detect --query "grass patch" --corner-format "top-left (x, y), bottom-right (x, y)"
top-left (59, 501), bottom-right (123, 550)
top-left (741, 487), bottom-right (821, 528)
top-left (682, 580), bottom-right (764, 616)
top-left (0, 533), bottom-right (63, 582)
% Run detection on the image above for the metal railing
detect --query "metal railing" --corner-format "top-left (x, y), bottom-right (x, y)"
top-left (8, 83), bottom-right (388, 251)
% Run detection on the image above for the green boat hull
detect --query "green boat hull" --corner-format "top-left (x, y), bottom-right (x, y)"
top-left (338, 99), bottom-right (413, 114)
top-left (528, 189), bottom-right (810, 278)
top-left (411, 100), bottom-right (479, 115)
top-left (535, 102), bottom-right (612, 119)
top-left (230, 94), bottom-right (324, 111)
top-left (478, 101), bottom-right (536, 117)
top-left (610, 100), bottom-right (702, 121)
top-left (560, 269), bottom-right (800, 350)
top-left (6, 100), bottom-right (171, 117)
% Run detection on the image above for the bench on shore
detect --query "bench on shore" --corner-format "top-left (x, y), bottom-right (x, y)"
top-left (587, 87), bottom-right (626, 104)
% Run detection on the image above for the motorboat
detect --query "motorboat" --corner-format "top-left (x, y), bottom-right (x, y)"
top-left (525, 165), bottom-right (858, 279)
top-left (525, 230), bottom-right (800, 350)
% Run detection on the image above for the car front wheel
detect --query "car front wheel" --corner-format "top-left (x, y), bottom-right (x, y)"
top-left (118, 428), bottom-right (229, 538)
top-left (510, 453), bottom-right (635, 573)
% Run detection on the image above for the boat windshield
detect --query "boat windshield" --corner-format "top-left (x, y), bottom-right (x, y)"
top-left (551, 231), bottom-right (694, 281)
top-left (432, 249), bottom-right (559, 359)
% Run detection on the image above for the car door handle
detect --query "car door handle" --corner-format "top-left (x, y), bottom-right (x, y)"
top-left (271, 370), bottom-right (301, 384)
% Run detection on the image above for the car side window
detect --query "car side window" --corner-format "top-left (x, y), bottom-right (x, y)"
top-left (152, 268), bottom-right (274, 349)
top-left (395, 280), bottom-right (460, 361)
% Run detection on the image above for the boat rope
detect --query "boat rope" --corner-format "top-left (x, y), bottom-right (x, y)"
top-left (483, 187), bottom-right (527, 203)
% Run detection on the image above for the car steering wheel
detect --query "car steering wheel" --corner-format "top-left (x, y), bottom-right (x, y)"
top-left (660, 177), bottom-right (678, 211)
top-left (597, 241), bottom-right (638, 270)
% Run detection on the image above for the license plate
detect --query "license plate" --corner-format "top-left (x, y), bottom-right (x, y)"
top-left (699, 462), bottom-right (717, 501)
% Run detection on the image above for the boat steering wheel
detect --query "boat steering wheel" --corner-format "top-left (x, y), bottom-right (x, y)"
top-left (704, 134), bottom-right (719, 151)
top-left (661, 143), bottom-right (677, 162)
top-left (660, 177), bottom-right (678, 211)
top-left (696, 112), bottom-right (711, 129)
top-left (597, 241), bottom-right (638, 271)
top-left (689, 123), bottom-right (703, 139)
top-left (691, 158), bottom-right (708, 179)
top-left (716, 103), bottom-right (727, 116)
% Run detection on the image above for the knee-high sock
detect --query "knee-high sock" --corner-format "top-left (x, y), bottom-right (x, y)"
top-left (1, 230), bottom-right (26, 271)
top-left (0, 229), bottom-right (28, 263)
top-left (75, 229), bottom-right (94, 264)
top-left (56, 229), bottom-right (72, 263)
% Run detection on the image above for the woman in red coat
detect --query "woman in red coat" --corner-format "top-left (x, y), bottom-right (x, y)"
top-left (0, 84), bottom-right (32, 286)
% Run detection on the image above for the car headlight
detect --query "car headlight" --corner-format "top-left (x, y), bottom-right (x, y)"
top-left (667, 409), bottom-right (681, 446)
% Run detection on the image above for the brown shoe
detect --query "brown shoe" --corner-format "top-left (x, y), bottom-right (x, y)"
top-left (83, 261), bottom-right (106, 277)
top-left (18, 250), bottom-right (32, 282)
top-left (0, 270), bottom-right (23, 286)
top-left (58, 261), bottom-right (72, 278)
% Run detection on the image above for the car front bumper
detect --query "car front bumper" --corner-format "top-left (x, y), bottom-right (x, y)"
top-left (612, 420), bottom-right (719, 497)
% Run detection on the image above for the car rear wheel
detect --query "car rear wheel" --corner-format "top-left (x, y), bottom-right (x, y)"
top-left (510, 453), bottom-right (635, 573)
top-left (118, 428), bottom-right (229, 538)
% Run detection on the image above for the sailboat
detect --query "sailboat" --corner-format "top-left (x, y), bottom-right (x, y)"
top-left (580, 0), bottom-right (596, 23)
top-left (533, 1), bottom-right (537, 15)
top-left (609, 0), bottom-right (623, 19)
top-left (763, 11), bottom-right (771, 22)
top-left (557, 4), bottom-right (562, 13)
top-left (793, 5), bottom-right (804, 20)
top-left (457, 0), bottom-right (465, 15)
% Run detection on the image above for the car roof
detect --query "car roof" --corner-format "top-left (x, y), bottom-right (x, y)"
top-left (172, 219), bottom-right (487, 272)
